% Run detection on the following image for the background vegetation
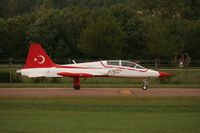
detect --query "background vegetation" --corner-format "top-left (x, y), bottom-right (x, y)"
top-left (0, 0), bottom-right (199, 60)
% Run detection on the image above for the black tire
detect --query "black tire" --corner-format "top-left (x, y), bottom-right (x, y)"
top-left (74, 85), bottom-right (81, 90)
top-left (142, 85), bottom-right (148, 90)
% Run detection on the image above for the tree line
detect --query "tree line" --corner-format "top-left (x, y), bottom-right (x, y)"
top-left (0, 0), bottom-right (199, 61)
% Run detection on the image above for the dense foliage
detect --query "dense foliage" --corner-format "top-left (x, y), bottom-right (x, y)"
top-left (0, 0), bottom-right (199, 60)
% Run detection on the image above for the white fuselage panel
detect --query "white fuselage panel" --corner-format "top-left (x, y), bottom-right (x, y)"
top-left (18, 61), bottom-right (160, 78)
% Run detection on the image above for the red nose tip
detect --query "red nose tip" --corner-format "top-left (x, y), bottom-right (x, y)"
top-left (159, 71), bottom-right (171, 77)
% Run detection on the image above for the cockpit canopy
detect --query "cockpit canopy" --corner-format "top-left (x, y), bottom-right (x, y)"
top-left (107, 60), bottom-right (145, 69)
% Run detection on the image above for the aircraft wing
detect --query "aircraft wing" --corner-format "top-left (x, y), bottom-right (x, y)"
top-left (57, 72), bottom-right (94, 77)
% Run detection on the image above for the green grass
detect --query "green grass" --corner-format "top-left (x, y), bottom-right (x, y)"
top-left (0, 97), bottom-right (200, 133)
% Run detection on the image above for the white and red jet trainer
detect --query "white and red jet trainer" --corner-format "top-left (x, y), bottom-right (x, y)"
top-left (17, 43), bottom-right (171, 90)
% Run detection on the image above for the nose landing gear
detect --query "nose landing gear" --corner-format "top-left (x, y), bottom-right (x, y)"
top-left (142, 79), bottom-right (148, 90)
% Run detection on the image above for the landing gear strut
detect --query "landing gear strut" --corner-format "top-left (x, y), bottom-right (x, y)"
top-left (142, 79), bottom-right (148, 90)
top-left (73, 77), bottom-right (80, 90)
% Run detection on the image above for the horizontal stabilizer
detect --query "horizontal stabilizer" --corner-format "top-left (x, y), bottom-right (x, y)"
top-left (57, 72), bottom-right (93, 77)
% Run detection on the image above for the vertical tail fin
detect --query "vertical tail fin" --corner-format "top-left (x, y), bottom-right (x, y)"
top-left (24, 43), bottom-right (55, 68)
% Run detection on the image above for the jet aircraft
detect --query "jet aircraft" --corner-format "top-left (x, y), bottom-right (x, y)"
top-left (17, 43), bottom-right (171, 90)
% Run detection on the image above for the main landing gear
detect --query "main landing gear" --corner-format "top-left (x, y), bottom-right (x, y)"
top-left (142, 79), bottom-right (148, 90)
top-left (73, 77), bottom-right (81, 90)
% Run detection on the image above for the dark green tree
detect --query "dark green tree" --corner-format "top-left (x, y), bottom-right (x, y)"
top-left (28, 8), bottom-right (60, 58)
top-left (79, 10), bottom-right (124, 59)
top-left (146, 18), bottom-right (185, 67)
top-left (58, 7), bottom-right (90, 58)
top-left (111, 5), bottom-right (148, 58)
top-left (183, 20), bottom-right (200, 58)
top-left (1, 15), bottom-right (35, 58)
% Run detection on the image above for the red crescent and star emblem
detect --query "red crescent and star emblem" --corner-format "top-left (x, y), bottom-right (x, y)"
top-left (34, 55), bottom-right (45, 64)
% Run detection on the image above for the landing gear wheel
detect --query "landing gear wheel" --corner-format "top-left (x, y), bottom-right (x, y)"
top-left (142, 85), bottom-right (148, 90)
top-left (74, 85), bottom-right (80, 90)
top-left (142, 79), bottom-right (148, 90)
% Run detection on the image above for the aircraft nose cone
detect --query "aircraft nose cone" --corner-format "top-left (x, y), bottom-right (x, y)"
top-left (159, 71), bottom-right (171, 77)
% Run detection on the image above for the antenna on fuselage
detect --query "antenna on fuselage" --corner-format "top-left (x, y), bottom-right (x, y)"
top-left (72, 60), bottom-right (76, 64)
